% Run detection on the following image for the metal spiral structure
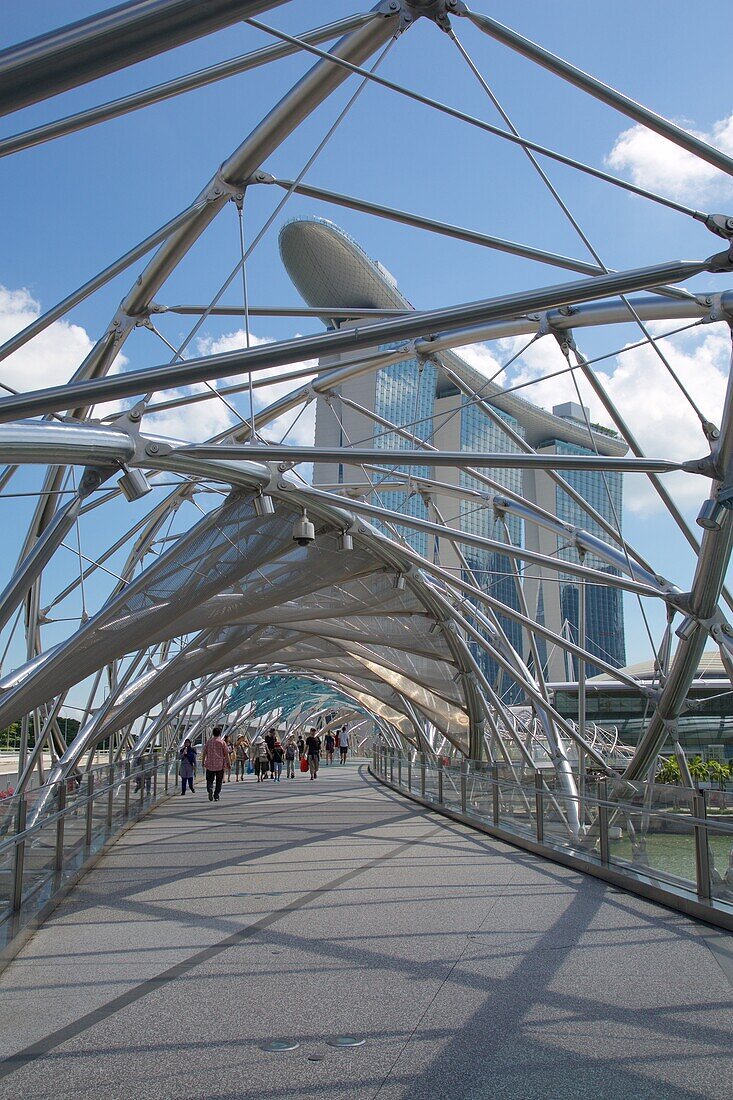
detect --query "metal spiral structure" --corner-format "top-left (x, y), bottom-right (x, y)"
top-left (1, 0), bottom-right (732, 843)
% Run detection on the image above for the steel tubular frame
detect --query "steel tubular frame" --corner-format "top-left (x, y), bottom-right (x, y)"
top-left (0, 0), bottom-right (731, 924)
top-left (0, 0), bottom-right (289, 117)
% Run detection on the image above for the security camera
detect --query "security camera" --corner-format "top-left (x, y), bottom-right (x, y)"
top-left (293, 510), bottom-right (315, 547)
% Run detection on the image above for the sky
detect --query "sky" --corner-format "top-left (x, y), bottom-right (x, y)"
top-left (1, 0), bottom-right (732, 708)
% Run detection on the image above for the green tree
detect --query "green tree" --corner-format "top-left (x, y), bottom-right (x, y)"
top-left (688, 756), bottom-right (709, 784)
top-left (656, 756), bottom-right (681, 785)
top-left (706, 760), bottom-right (731, 790)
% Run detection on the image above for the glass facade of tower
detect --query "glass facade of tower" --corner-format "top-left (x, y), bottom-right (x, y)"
top-left (547, 439), bottom-right (626, 678)
top-left (460, 402), bottom-right (526, 703)
top-left (372, 348), bottom-right (438, 559)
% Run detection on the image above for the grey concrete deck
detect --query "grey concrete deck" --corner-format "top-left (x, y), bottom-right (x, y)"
top-left (0, 762), bottom-right (731, 1099)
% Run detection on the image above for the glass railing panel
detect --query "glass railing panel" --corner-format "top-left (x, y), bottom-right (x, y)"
top-left (497, 778), bottom-right (535, 836)
top-left (371, 753), bottom-right (733, 923)
top-left (466, 770), bottom-right (492, 820)
top-left (0, 833), bottom-right (14, 921)
top-left (607, 787), bottom-right (698, 892)
top-left (442, 766), bottom-right (462, 811)
top-left (18, 814), bottom-right (59, 914)
top-left (541, 784), bottom-right (579, 847)
top-left (423, 764), bottom-right (439, 803)
top-left (705, 819), bottom-right (733, 902)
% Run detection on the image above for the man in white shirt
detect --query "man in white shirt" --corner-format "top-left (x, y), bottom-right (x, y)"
top-left (339, 727), bottom-right (350, 764)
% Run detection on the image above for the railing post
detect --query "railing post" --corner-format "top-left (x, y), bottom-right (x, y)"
top-left (407, 755), bottom-right (412, 793)
top-left (55, 782), bottom-right (66, 873)
top-left (460, 760), bottom-right (467, 814)
top-left (694, 789), bottom-right (711, 901)
top-left (153, 751), bottom-right (158, 798)
top-left (397, 754), bottom-right (402, 788)
top-left (12, 795), bottom-right (27, 912)
top-left (389, 749), bottom-right (394, 784)
top-left (106, 763), bottom-right (114, 828)
top-left (420, 753), bottom-right (426, 798)
top-left (437, 759), bottom-right (443, 804)
top-left (139, 761), bottom-right (145, 806)
top-left (535, 771), bottom-right (544, 844)
top-left (164, 752), bottom-right (170, 793)
top-left (598, 778), bottom-right (610, 866)
top-left (85, 772), bottom-right (94, 848)
top-left (124, 760), bottom-right (131, 817)
top-left (492, 763), bottom-right (499, 826)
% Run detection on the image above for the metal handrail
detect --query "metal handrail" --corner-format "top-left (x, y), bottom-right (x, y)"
top-left (0, 757), bottom-right (163, 857)
top-left (0, 753), bottom-right (174, 959)
top-left (372, 747), bottom-right (733, 929)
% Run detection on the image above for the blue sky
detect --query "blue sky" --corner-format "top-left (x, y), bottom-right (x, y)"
top-left (1, 0), bottom-right (731, 696)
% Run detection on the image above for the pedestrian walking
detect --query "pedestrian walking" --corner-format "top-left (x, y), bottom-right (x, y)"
top-left (264, 727), bottom-right (277, 780)
top-left (234, 736), bottom-right (248, 782)
top-left (179, 739), bottom-right (196, 795)
top-left (252, 739), bottom-right (269, 783)
top-left (324, 731), bottom-right (335, 765)
top-left (296, 733), bottom-right (305, 761)
top-left (202, 727), bottom-right (228, 802)
top-left (339, 727), bottom-right (350, 764)
top-left (272, 738), bottom-right (284, 782)
top-left (222, 734), bottom-right (234, 782)
top-left (305, 728), bottom-right (321, 780)
top-left (285, 738), bottom-right (297, 779)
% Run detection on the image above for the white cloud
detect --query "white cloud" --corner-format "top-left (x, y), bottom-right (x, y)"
top-left (142, 386), bottom-right (235, 442)
top-left (195, 327), bottom-right (317, 447)
top-left (458, 341), bottom-right (504, 378)
top-left (460, 325), bottom-right (729, 515)
top-left (606, 113), bottom-right (733, 201)
top-left (0, 286), bottom-right (95, 393)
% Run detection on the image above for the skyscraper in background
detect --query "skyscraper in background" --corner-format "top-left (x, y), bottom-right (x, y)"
top-left (279, 217), bottom-right (626, 693)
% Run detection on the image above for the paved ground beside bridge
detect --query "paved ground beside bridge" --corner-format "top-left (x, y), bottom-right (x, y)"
top-left (0, 762), bottom-right (731, 1099)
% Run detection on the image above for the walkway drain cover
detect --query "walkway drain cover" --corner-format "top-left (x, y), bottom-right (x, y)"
top-left (328, 1036), bottom-right (365, 1049)
top-left (308, 1054), bottom-right (325, 1062)
top-left (263, 1040), bottom-right (300, 1053)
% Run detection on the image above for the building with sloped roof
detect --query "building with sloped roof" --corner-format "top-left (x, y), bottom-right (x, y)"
top-left (280, 217), bottom-right (629, 688)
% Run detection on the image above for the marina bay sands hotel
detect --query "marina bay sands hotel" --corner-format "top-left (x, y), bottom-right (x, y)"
top-left (280, 217), bottom-right (627, 693)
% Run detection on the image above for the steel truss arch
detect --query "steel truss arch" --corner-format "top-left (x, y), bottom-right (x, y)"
top-left (0, 0), bottom-right (731, 859)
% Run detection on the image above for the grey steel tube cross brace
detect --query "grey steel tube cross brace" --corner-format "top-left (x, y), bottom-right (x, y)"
top-left (0, 0), bottom-right (288, 117)
top-left (0, 256), bottom-right (716, 423)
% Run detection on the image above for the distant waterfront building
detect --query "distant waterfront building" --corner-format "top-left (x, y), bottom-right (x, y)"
top-left (279, 217), bottom-right (627, 689)
top-left (551, 652), bottom-right (733, 759)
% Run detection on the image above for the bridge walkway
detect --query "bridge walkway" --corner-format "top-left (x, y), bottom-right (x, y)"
top-left (0, 763), bottom-right (731, 1099)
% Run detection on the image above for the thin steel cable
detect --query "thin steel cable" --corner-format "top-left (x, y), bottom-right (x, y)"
top-left (327, 321), bottom-right (703, 451)
top-left (447, 26), bottom-right (731, 625)
top-left (563, 341), bottom-right (661, 662)
top-left (324, 398), bottom-right (408, 546)
top-left (449, 28), bottom-right (714, 435)
top-left (138, 34), bottom-right (399, 411)
top-left (347, 335), bottom-right (538, 451)
top-left (144, 321), bottom-right (248, 427)
top-left (274, 394), bottom-right (314, 445)
top-left (68, 467), bottom-right (88, 621)
top-left (236, 198), bottom-right (254, 436)
top-left (247, 17), bottom-right (700, 219)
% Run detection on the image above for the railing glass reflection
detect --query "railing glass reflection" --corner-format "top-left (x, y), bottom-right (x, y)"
top-left (0, 753), bottom-right (173, 964)
top-left (372, 747), bottom-right (733, 929)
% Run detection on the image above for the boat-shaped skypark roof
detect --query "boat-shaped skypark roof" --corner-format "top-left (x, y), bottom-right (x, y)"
top-left (279, 216), bottom-right (628, 457)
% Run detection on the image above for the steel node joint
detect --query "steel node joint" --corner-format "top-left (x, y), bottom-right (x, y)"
top-left (706, 242), bottom-right (733, 274)
top-left (202, 169), bottom-right (244, 206)
top-left (681, 454), bottom-right (719, 478)
top-left (380, 0), bottom-right (466, 32)
top-left (701, 212), bottom-right (733, 241)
